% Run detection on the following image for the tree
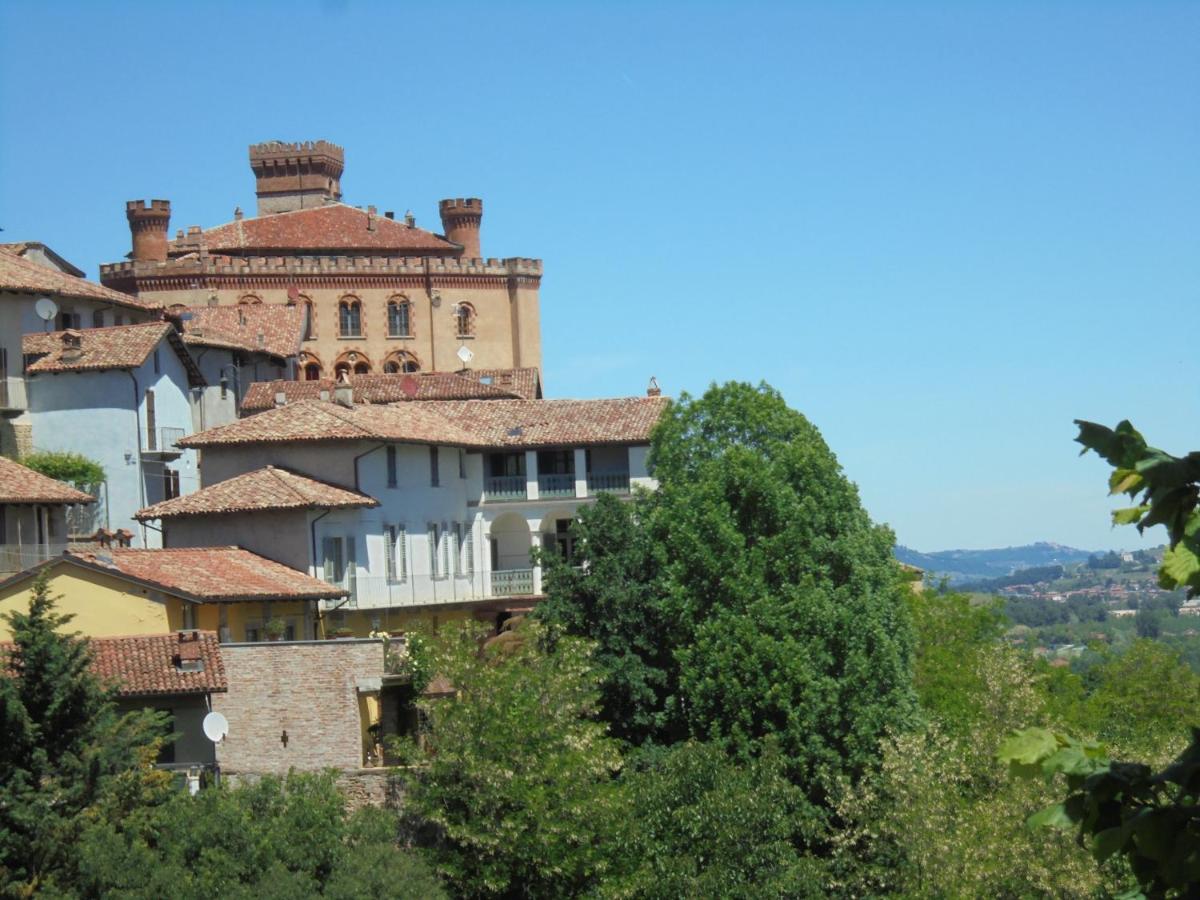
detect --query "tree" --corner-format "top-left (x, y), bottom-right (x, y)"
top-left (540, 382), bottom-right (916, 793)
top-left (1075, 420), bottom-right (1200, 597)
top-left (398, 621), bottom-right (625, 899)
top-left (0, 570), bottom-right (166, 894)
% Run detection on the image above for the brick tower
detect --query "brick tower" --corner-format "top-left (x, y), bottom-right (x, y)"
top-left (125, 200), bottom-right (171, 262)
top-left (439, 198), bottom-right (483, 259)
top-left (249, 140), bottom-right (345, 215)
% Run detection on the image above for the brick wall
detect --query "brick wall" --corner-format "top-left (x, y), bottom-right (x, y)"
top-left (213, 639), bottom-right (384, 774)
top-left (0, 421), bottom-right (32, 460)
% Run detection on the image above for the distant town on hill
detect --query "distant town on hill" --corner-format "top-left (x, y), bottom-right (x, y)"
top-left (894, 542), bottom-right (1096, 584)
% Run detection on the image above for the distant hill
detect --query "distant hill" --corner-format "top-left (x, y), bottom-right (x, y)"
top-left (894, 542), bottom-right (1096, 584)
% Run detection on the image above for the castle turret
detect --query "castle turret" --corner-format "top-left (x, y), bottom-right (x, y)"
top-left (439, 198), bottom-right (483, 259)
top-left (126, 200), bottom-right (171, 262)
top-left (249, 140), bottom-right (344, 216)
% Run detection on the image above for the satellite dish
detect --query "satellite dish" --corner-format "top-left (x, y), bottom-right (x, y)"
top-left (35, 296), bottom-right (58, 322)
top-left (202, 711), bottom-right (229, 743)
top-left (456, 345), bottom-right (474, 365)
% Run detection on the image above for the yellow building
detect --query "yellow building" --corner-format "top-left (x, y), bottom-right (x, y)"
top-left (0, 546), bottom-right (345, 642)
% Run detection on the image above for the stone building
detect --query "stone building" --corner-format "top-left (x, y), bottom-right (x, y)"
top-left (100, 141), bottom-right (543, 384)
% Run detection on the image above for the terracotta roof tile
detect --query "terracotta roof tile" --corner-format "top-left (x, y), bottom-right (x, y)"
top-left (181, 204), bottom-right (458, 255)
top-left (240, 372), bottom-right (523, 412)
top-left (22, 323), bottom-right (204, 385)
top-left (68, 547), bottom-right (347, 602)
top-left (1, 631), bottom-right (226, 697)
top-left (136, 466), bottom-right (376, 520)
top-left (180, 399), bottom-right (484, 449)
top-left (176, 303), bottom-right (305, 359)
top-left (0, 247), bottom-right (158, 310)
top-left (0, 456), bottom-right (94, 504)
top-left (468, 368), bottom-right (542, 400)
top-left (183, 396), bottom-right (669, 450)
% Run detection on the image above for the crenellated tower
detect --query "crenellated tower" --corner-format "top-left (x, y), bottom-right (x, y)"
top-left (125, 200), bottom-right (171, 262)
top-left (439, 198), bottom-right (483, 259)
top-left (249, 140), bottom-right (344, 216)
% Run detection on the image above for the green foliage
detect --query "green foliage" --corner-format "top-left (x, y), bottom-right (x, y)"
top-left (539, 382), bottom-right (916, 793)
top-left (1075, 420), bottom-right (1200, 597)
top-left (400, 620), bottom-right (625, 898)
top-left (1002, 727), bottom-right (1200, 898)
top-left (0, 570), bottom-right (167, 895)
top-left (68, 772), bottom-right (444, 899)
top-left (602, 742), bottom-right (826, 899)
top-left (20, 449), bottom-right (105, 485)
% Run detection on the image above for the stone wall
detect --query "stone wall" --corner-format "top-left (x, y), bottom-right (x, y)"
top-left (213, 638), bottom-right (384, 774)
top-left (0, 419), bottom-right (32, 460)
top-left (222, 768), bottom-right (404, 812)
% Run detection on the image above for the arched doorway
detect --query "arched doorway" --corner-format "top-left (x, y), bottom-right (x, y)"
top-left (487, 513), bottom-right (534, 597)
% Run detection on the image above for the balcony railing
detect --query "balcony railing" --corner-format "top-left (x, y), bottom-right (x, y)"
top-left (587, 471), bottom-right (631, 494)
top-left (491, 568), bottom-right (534, 596)
top-left (145, 427), bottom-right (186, 458)
top-left (484, 475), bottom-right (527, 502)
top-left (537, 472), bottom-right (575, 497)
top-left (0, 543), bottom-right (67, 575)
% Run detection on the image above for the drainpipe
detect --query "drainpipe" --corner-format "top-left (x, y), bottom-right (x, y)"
top-left (352, 442), bottom-right (386, 492)
top-left (126, 370), bottom-right (147, 546)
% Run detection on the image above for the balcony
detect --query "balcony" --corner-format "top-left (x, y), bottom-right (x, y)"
top-left (143, 427), bottom-right (187, 461)
top-left (490, 568), bottom-right (534, 596)
top-left (0, 542), bottom-right (67, 576)
top-left (484, 475), bottom-right (527, 502)
top-left (587, 471), bottom-right (631, 494)
top-left (537, 473), bottom-right (575, 497)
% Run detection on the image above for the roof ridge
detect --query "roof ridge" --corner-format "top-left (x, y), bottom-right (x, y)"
top-left (267, 464), bottom-right (312, 503)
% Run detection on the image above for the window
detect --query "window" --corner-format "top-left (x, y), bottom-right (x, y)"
top-left (322, 537), bottom-right (345, 586)
top-left (429, 446), bottom-right (440, 487)
top-left (463, 522), bottom-right (475, 576)
top-left (455, 302), bottom-right (475, 338)
top-left (385, 525), bottom-right (407, 582)
top-left (386, 446), bottom-right (397, 487)
top-left (338, 298), bottom-right (362, 337)
top-left (92, 309), bottom-right (104, 328)
top-left (182, 604), bottom-right (196, 630)
top-left (387, 298), bottom-right (411, 337)
top-left (114, 313), bottom-right (126, 326)
top-left (301, 298), bottom-right (315, 340)
top-left (459, 449), bottom-right (466, 479)
top-left (304, 362), bottom-right (321, 381)
top-left (383, 351), bottom-right (420, 374)
top-left (57, 311), bottom-right (81, 330)
top-left (428, 523), bottom-right (441, 578)
top-left (354, 360), bottom-right (370, 375)
top-left (164, 468), bottom-right (180, 500)
top-left (452, 523), bottom-right (462, 576)
top-left (145, 388), bottom-right (157, 450)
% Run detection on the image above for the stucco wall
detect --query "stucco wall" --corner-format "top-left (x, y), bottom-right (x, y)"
top-left (166, 510), bottom-right (313, 572)
top-left (212, 639), bottom-right (384, 774)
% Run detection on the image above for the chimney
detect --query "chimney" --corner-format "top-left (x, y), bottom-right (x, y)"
top-left (384, 210), bottom-right (395, 220)
top-left (60, 330), bottom-right (84, 361)
top-left (248, 140), bottom-right (345, 216)
top-left (438, 198), bottom-right (483, 259)
top-left (367, 205), bottom-right (377, 232)
top-left (234, 206), bottom-right (243, 220)
top-left (404, 210), bottom-right (415, 227)
top-left (126, 199), bottom-right (171, 262)
top-left (334, 381), bottom-right (354, 408)
top-left (274, 391), bottom-right (287, 407)
top-left (647, 376), bottom-right (661, 398)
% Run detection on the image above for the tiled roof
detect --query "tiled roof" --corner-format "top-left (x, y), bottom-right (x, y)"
top-left (240, 372), bottom-right (523, 412)
top-left (434, 398), bottom-right (669, 447)
top-left (183, 395), bottom-right (669, 450)
top-left (22, 323), bottom-right (204, 385)
top-left (67, 547), bottom-right (347, 602)
top-left (0, 247), bottom-right (158, 310)
top-left (1, 631), bottom-right (227, 697)
top-left (180, 399), bottom-right (483, 449)
top-left (176, 303), bottom-right (305, 359)
top-left (180, 204), bottom-right (458, 255)
top-left (136, 466), bottom-right (377, 520)
top-left (0, 242), bottom-right (85, 277)
top-left (0, 455), bottom-right (94, 504)
top-left (469, 368), bottom-right (542, 400)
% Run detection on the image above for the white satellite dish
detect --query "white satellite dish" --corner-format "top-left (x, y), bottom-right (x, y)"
top-left (34, 296), bottom-right (58, 322)
top-left (202, 711), bottom-right (229, 743)
top-left (456, 345), bottom-right (474, 365)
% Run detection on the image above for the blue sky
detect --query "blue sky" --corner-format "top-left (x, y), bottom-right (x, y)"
top-left (2, 1), bottom-right (1197, 552)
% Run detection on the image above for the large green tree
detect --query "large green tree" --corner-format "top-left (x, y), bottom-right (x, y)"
top-left (0, 571), bottom-right (165, 895)
top-left (539, 382), bottom-right (916, 791)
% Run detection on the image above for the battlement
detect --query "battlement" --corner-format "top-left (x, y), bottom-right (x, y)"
top-left (126, 199), bottom-right (171, 221)
top-left (250, 139), bottom-right (344, 215)
top-left (439, 198), bottom-right (484, 258)
top-left (125, 199), bottom-right (171, 261)
top-left (249, 140), bottom-right (345, 164)
top-left (438, 198), bottom-right (483, 215)
top-left (100, 253), bottom-right (543, 282)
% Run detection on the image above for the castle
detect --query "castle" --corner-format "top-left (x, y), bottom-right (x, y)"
top-left (100, 141), bottom-right (543, 382)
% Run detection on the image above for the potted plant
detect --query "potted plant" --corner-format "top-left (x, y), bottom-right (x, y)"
top-left (264, 618), bottom-right (288, 641)
top-left (331, 626), bottom-right (355, 639)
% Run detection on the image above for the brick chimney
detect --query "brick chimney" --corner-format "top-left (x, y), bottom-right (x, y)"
top-left (126, 200), bottom-right (171, 262)
top-left (438, 198), bottom-right (483, 259)
top-left (249, 140), bottom-right (345, 216)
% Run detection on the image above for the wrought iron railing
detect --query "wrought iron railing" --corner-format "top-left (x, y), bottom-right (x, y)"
top-left (490, 568), bottom-right (534, 596)
top-left (587, 471), bottom-right (631, 494)
top-left (537, 473), bottom-right (575, 496)
top-left (484, 475), bottom-right (527, 501)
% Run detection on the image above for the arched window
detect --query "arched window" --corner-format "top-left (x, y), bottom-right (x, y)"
top-left (237, 293), bottom-right (263, 306)
top-left (334, 362), bottom-right (351, 381)
top-left (383, 351), bottom-right (420, 374)
top-left (387, 296), bottom-right (412, 338)
top-left (299, 352), bottom-right (322, 381)
top-left (455, 302), bottom-right (476, 338)
top-left (334, 351), bottom-right (370, 379)
top-left (354, 360), bottom-right (370, 375)
top-left (301, 297), bottom-right (316, 341)
top-left (338, 296), bottom-right (362, 337)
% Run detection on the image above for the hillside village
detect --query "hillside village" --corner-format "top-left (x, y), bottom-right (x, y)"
top-left (0, 140), bottom-right (666, 791)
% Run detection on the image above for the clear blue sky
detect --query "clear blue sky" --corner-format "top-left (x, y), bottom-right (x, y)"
top-left (2, 1), bottom-right (1197, 553)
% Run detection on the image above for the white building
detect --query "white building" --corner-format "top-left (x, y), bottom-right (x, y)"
top-left (0, 454), bottom-right (94, 575)
top-left (137, 388), bottom-right (667, 633)
top-left (22, 323), bottom-right (205, 547)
